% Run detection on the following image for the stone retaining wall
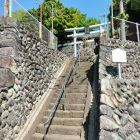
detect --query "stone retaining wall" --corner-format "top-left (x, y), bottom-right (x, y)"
top-left (0, 17), bottom-right (67, 140)
top-left (99, 38), bottom-right (140, 79)
top-left (58, 45), bottom-right (97, 61)
top-left (99, 37), bottom-right (140, 139)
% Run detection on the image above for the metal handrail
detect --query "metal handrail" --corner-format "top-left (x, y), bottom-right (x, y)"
top-left (43, 53), bottom-right (79, 140)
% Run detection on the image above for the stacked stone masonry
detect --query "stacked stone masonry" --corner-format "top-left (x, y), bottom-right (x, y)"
top-left (0, 17), bottom-right (67, 140)
top-left (58, 44), bottom-right (97, 61)
top-left (99, 37), bottom-right (140, 140)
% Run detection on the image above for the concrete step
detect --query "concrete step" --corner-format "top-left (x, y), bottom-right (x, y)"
top-left (71, 72), bottom-right (88, 76)
top-left (36, 124), bottom-right (81, 136)
top-left (75, 66), bottom-right (91, 69)
top-left (53, 88), bottom-right (88, 93)
top-left (31, 133), bottom-right (81, 140)
top-left (47, 103), bottom-right (85, 111)
top-left (65, 88), bottom-right (87, 93)
top-left (66, 83), bottom-right (88, 87)
top-left (74, 69), bottom-right (90, 72)
top-left (67, 73), bottom-right (88, 78)
top-left (51, 98), bottom-right (86, 104)
top-left (54, 80), bottom-right (88, 89)
top-left (66, 84), bottom-right (88, 89)
top-left (53, 93), bottom-right (87, 99)
top-left (67, 80), bottom-right (88, 85)
top-left (77, 61), bottom-right (91, 64)
top-left (70, 76), bottom-right (88, 80)
top-left (41, 117), bottom-right (83, 126)
top-left (45, 110), bottom-right (84, 118)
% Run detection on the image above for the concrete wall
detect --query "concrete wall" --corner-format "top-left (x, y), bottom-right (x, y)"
top-left (0, 17), bottom-right (67, 140)
top-left (99, 37), bottom-right (140, 139)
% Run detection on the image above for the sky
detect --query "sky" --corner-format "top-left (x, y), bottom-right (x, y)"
top-left (14, 0), bottom-right (111, 23)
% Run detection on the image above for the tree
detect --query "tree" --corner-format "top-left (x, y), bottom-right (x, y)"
top-left (130, 0), bottom-right (140, 11)
top-left (110, 0), bottom-right (140, 22)
top-left (12, 9), bottom-right (27, 22)
top-left (28, 0), bottom-right (101, 44)
top-left (109, 0), bottom-right (140, 41)
top-left (12, 9), bottom-right (39, 34)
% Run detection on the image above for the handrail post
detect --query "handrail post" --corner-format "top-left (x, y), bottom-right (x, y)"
top-left (79, 52), bottom-right (80, 66)
top-left (39, 22), bottom-right (42, 39)
top-left (9, 0), bottom-right (12, 17)
top-left (64, 85), bottom-right (67, 111)
top-left (100, 26), bottom-right (103, 36)
top-left (74, 30), bottom-right (77, 57)
top-left (73, 65), bottom-right (75, 82)
top-left (136, 23), bottom-right (140, 42)
top-left (43, 125), bottom-right (48, 140)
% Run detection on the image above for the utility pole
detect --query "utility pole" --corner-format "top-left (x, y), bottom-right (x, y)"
top-left (111, 0), bottom-right (114, 38)
top-left (99, 9), bottom-right (106, 32)
top-left (119, 0), bottom-right (126, 41)
top-left (4, 0), bottom-right (9, 18)
top-left (51, 4), bottom-right (54, 48)
top-left (46, 4), bottom-right (63, 48)
top-left (39, 0), bottom-right (42, 39)
top-left (46, 4), bottom-right (54, 48)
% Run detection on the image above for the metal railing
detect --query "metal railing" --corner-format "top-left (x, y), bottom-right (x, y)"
top-left (0, 0), bottom-right (58, 49)
top-left (43, 54), bottom-right (79, 140)
top-left (113, 17), bottom-right (140, 42)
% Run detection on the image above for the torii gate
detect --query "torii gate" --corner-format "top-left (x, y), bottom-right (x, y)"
top-left (65, 22), bottom-right (110, 57)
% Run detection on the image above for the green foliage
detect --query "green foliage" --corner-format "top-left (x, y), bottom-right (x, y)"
top-left (111, 0), bottom-right (140, 22)
top-left (14, 0), bottom-right (100, 43)
top-left (12, 9), bottom-right (27, 22)
top-left (130, 0), bottom-right (140, 11)
top-left (116, 12), bottom-right (129, 20)
top-left (12, 9), bottom-right (39, 34)
top-left (27, 0), bottom-right (101, 44)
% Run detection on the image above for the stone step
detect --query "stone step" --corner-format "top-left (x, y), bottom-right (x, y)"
top-left (74, 65), bottom-right (90, 68)
top-left (67, 80), bottom-right (88, 85)
top-left (70, 75), bottom-right (88, 78)
top-left (41, 117), bottom-right (83, 126)
top-left (71, 72), bottom-right (88, 75)
top-left (54, 80), bottom-right (88, 89)
top-left (31, 133), bottom-right (81, 140)
top-left (75, 66), bottom-right (91, 69)
top-left (47, 103), bottom-right (85, 111)
top-left (66, 89), bottom-right (87, 93)
top-left (66, 83), bottom-right (88, 87)
top-left (75, 61), bottom-right (91, 65)
top-left (53, 92), bottom-right (87, 99)
top-left (51, 98), bottom-right (86, 104)
top-left (66, 84), bottom-right (88, 89)
top-left (54, 80), bottom-right (64, 86)
top-left (36, 124), bottom-right (81, 136)
top-left (45, 110), bottom-right (84, 118)
top-left (53, 84), bottom-right (88, 93)
top-left (74, 69), bottom-right (90, 72)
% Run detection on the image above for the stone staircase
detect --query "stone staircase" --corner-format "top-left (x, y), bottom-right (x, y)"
top-left (30, 59), bottom-right (92, 140)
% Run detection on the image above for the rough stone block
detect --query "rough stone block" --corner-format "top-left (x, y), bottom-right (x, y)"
top-left (0, 55), bottom-right (17, 73)
top-left (0, 68), bottom-right (15, 87)
top-left (0, 47), bottom-right (19, 60)
top-left (100, 116), bottom-right (119, 130)
top-left (0, 17), bottom-right (20, 28)
top-left (100, 94), bottom-right (115, 108)
top-left (0, 33), bottom-right (19, 48)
